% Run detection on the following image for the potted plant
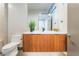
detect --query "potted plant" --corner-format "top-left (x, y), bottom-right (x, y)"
top-left (29, 21), bottom-right (36, 32)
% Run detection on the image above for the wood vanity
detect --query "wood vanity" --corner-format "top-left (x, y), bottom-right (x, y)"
top-left (23, 32), bottom-right (67, 52)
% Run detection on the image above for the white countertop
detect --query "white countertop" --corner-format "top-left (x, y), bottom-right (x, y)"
top-left (23, 31), bottom-right (67, 34)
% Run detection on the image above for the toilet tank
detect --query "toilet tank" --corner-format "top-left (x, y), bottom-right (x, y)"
top-left (11, 35), bottom-right (22, 42)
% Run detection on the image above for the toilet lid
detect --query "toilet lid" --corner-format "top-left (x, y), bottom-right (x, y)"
top-left (2, 42), bottom-right (17, 49)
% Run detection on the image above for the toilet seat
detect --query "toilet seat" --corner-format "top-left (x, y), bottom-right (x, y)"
top-left (2, 34), bottom-right (22, 56)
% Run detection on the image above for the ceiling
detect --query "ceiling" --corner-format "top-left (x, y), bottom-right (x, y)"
top-left (28, 3), bottom-right (52, 13)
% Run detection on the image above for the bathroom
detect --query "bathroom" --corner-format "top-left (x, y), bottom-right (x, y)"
top-left (0, 3), bottom-right (79, 56)
top-left (0, 3), bottom-right (67, 56)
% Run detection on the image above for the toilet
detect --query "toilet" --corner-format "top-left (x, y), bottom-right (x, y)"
top-left (2, 35), bottom-right (22, 56)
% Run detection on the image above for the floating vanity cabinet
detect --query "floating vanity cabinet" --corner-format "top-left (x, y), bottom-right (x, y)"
top-left (23, 34), bottom-right (67, 52)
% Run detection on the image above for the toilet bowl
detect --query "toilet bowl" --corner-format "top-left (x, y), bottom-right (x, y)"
top-left (2, 35), bottom-right (22, 56)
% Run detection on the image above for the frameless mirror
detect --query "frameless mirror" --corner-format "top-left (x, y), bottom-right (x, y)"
top-left (38, 14), bottom-right (52, 31)
top-left (28, 3), bottom-right (66, 32)
top-left (38, 3), bottom-right (56, 31)
top-left (28, 3), bottom-right (56, 32)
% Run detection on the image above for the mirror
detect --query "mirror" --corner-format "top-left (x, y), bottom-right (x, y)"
top-left (38, 14), bottom-right (51, 31)
top-left (38, 4), bottom-right (56, 31)
top-left (28, 3), bottom-right (55, 31)
top-left (28, 3), bottom-right (66, 32)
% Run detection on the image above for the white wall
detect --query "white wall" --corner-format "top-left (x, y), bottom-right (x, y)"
top-left (0, 3), bottom-right (8, 45)
top-left (8, 3), bottom-right (28, 41)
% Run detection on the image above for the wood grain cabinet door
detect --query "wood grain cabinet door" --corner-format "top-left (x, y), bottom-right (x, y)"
top-left (23, 34), bottom-right (32, 52)
top-left (53, 35), bottom-right (66, 52)
top-left (32, 35), bottom-right (39, 52)
top-left (38, 35), bottom-right (49, 52)
top-left (48, 35), bottom-right (55, 52)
